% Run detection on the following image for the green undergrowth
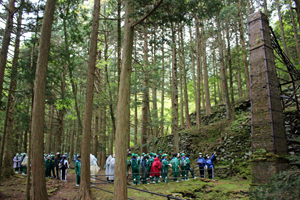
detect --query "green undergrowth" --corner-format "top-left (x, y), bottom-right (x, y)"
top-left (92, 178), bottom-right (250, 199)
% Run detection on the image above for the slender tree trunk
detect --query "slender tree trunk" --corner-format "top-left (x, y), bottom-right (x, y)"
top-left (263, 0), bottom-right (268, 17)
top-left (201, 20), bottom-right (212, 115)
top-left (100, 107), bottom-right (106, 167)
top-left (151, 29), bottom-right (158, 138)
top-left (113, 1), bottom-right (134, 198)
top-left (179, 43), bottom-right (184, 127)
top-left (195, 17), bottom-right (202, 126)
top-left (160, 38), bottom-right (165, 136)
top-left (45, 105), bottom-right (54, 154)
top-left (141, 30), bottom-right (149, 154)
top-left (134, 74), bottom-right (138, 144)
top-left (55, 67), bottom-right (66, 153)
top-left (23, 129), bottom-right (28, 153)
top-left (213, 52), bottom-right (217, 105)
top-left (117, 0), bottom-right (121, 89)
top-left (179, 27), bottom-right (191, 129)
top-left (294, 0), bottom-right (300, 28)
top-left (238, 0), bottom-right (250, 95)
top-left (171, 22), bottom-right (179, 153)
top-left (236, 25), bottom-right (243, 98)
top-left (31, 0), bottom-right (56, 199)
top-left (92, 111), bottom-right (98, 157)
top-left (77, 0), bottom-right (100, 199)
top-left (226, 23), bottom-right (234, 106)
top-left (189, 27), bottom-right (197, 112)
top-left (289, 0), bottom-right (300, 66)
top-left (276, 0), bottom-right (289, 56)
top-left (217, 17), bottom-right (232, 120)
top-left (69, 120), bottom-right (75, 164)
top-left (0, 0), bottom-right (15, 102)
top-left (1, 4), bottom-right (23, 178)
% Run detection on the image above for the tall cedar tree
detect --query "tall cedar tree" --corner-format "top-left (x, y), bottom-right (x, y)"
top-left (31, 0), bottom-right (57, 199)
top-left (77, 0), bottom-right (100, 199)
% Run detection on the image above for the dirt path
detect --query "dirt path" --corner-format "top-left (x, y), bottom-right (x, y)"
top-left (0, 168), bottom-right (80, 200)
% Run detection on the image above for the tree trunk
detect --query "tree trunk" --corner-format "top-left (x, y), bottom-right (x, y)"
top-left (179, 44), bottom-right (184, 127)
top-left (151, 29), bottom-right (158, 138)
top-left (55, 67), bottom-right (66, 153)
top-left (160, 38), bottom-right (165, 136)
top-left (195, 17), bottom-right (202, 126)
top-left (238, 0), bottom-right (250, 95)
top-left (179, 27), bottom-right (191, 129)
top-left (171, 22), bottom-right (179, 153)
top-left (263, 0), bottom-right (268, 17)
top-left (294, 0), bottom-right (300, 28)
top-left (0, 0), bottom-right (15, 102)
top-left (69, 120), bottom-right (75, 165)
top-left (92, 111), bottom-right (98, 157)
top-left (31, 0), bottom-right (56, 199)
top-left (289, 0), bottom-right (300, 66)
top-left (134, 73), bottom-right (138, 144)
top-left (45, 105), bottom-right (54, 154)
top-left (276, 0), bottom-right (289, 56)
top-left (213, 51), bottom-right (217, 105)
top-left (201, 20), bottom-right (212, 115)
top-left (189, 27), bottom-right (197, 112)
top-left (100, 106), bottom-right (106, 168)
top-left (113, 1), bottom-right (134, 198)
top-left (236, 25), bottom-right (243, 98)
top-left (77, 0), bottom-right (100, 199)
top-left (225, 23), bottom-right (234, 106)
top-left (217, 17), bottom-right (232, 120)
top-left (1, 3), bottom-right (23, 178)
top-left (141, 30), bottom-right (149, 154)
top-left (117, 0), bottom-right (121, 89)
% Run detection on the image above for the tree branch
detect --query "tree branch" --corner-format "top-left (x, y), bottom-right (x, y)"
top-left (131, 0), bottom-right (164, 28)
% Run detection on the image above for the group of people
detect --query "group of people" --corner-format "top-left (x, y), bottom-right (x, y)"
top-left (43, 152), bottom-right (70, 181)
top-left (104, 150), bottom-right (216, 185)
top-left (13, 153), bottom-right (27, 174)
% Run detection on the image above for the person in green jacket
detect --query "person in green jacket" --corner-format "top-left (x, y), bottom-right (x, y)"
top-left (131, 154), bottom-right (140, 185)
top-left (50, 155), bottom-right (56, 178)
top-left (75, 155), bottom-right (81, 186)
top-left (146, 153), bottom-right (154, 181)
top-left (170, 153), bottom-right (180, 182)
top-left (180, 153), bottom-right (187, 181)
top-left (186, 153), bottom-right (195, 179)
top-left (45, 156), bottom-right (52, 178)
top-left (161, 154), bottom-right (171, 183)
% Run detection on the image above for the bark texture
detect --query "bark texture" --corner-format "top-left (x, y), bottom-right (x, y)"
top-left (113, 1), bottom-right (134, 199)
top-left (77, 0), bottom-right (100, 199)
top-left (31, 0), bottom-right (57, 199)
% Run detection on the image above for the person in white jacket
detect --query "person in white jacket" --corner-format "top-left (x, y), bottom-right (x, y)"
top-left (105, 155), bottom-right (112, 181)
top-left (60, 155), bottom-right (69, 181)
top-left (108, 154), bottom-right (115, 182)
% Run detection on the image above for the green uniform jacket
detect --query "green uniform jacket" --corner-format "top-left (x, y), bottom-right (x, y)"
top-left (186, 157), bottom-right (191, 168)
top-left (161, 159), bottom-right (169, 171)
top-left (75, 160), bottom-right (81, 176)
top-left (50, 159), bottom-right (55, 169)
top-left (170, 157), bottom-right (179, 171)
top-left (131, 158), bottom-right (139, 171)
top-left (45, 159), bottom-right (51, 169)
top-left (147, 158), bottom-right (154, 171)
top-left (179, 158), bottom-right (187, 168)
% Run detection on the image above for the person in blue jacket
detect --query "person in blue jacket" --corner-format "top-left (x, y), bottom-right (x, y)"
top-left (206, 152), bottom-right (216, 179)
top-left (197, 152), bottom-right (206, 178)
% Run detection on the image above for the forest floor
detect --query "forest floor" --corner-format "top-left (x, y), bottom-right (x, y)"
top-left (0, 169), bottom-right (251, 199)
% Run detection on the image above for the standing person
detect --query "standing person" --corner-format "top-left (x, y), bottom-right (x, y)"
top-left (105, 155), bottom-right (112, 181)
top-left (206, 152), bottom-right (216, 180)
top-left (60, 155), bottom-right (69, 181)
top-left (161, 154), bottom-right (171, 183)
top-left (75, 155), bottom-right (81, 186)
top-left (131, 154), bottom-right (140, 185)
top-left (186, 153), bottom-right (195, 179)
top-left (140, 154), bottom-right (147, 184)
top-left (13, 153), bottom-right (20, 173)
top-left (50, 155), bottom-right (56, 178)
top-left (72, 153), bottom-right (77, 162)
top-left (108, 154), bottom-right (115, 182)
top-left (170, 153), bottom-right (180, 182)
top-left (179, 153), bottom-right (187, 181)
top-left (21, 153), bottom-right (28, 175)
top-left (197, 152), bottom-right (206, 178)
top-left (45, 156), bottom-right (52, 178)
top-left (157, 151), bottom-right (163, 161)
top-left (150, 157), bottom-right (161, 184)
top-left (54, 152), bottom-right (61, 180)
top-left (147, 153), bottom-right (154, 182)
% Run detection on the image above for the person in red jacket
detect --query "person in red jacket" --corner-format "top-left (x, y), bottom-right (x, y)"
top-left (150, 157), bottom-right (161, 184)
